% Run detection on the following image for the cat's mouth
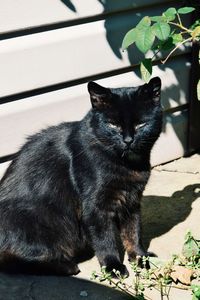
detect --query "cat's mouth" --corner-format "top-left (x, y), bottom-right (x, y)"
top-left (121, 148), bottom-right (141, 161)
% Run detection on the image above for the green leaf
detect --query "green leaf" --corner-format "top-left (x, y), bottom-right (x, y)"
top-left (163, 7), bottom-right (177, 21)
top-left (135, 27), bottom-right (155, 53)
top-left (140, 59), bottom-right (152, 83)
top-left (192, 285), bottom-right (200, 299)
top-left (134, 16), bottom-right (154, 53)
top-left (178, 7), bottom-right (195, 14)
top-left (122, 28), bottom-right (137, 50)
top-left (190, 20), bottom-right (200, 31)
top-left (182, 231), bottom-right (200, 258)
top-left (160, 37), bottom-right (174, 50)
top-left (136, 16), bottom-right (151, 29)
top-left (192, 26), bottom-right (200, 40)
top-left (164, 7), bottom-right (177, 16)
top-left (172, 33), bottom-right (183, 44)
top-left (150, 16), bottom-right (167, 22)
top-left (152, 22), bottom-right (171, 41)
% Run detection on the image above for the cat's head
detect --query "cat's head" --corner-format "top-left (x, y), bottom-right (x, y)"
top-left (87, 77), bottom-right (162, 163)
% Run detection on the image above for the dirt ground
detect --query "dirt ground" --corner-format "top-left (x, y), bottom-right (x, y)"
top-left (0, 154), bottom-right (200, 300)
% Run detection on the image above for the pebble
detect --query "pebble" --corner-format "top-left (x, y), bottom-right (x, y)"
top-left (80, 290), bottom-right (88, 297)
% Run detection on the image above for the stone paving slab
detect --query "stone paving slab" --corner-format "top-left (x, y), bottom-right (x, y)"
top-left (155, 153), bottom-right (200, 174)
top-left (0, 154), bottom-right (200, 300)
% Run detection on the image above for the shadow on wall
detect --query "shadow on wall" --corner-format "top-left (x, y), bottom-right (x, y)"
top-left (96, 0), bottom-right (191, 133)
top-left (141, 183), bottom-right (200, 250)
top-left (98, 0), bottom-right (146, 61)
top-left (60, 0), bottom-right (191, 149)
top-left (60, 0), bottom-right (77, 12)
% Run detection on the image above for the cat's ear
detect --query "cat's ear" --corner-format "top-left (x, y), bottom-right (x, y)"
top-left (87, 81), bottom-right (112, 110)
top-left (147, 77), bottom-right (161, 102)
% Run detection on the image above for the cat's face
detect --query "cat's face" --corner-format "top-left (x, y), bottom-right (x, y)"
top-left (87, 78), bottom-right (162, 161)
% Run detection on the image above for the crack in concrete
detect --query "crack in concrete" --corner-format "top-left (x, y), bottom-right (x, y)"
top-left (26, 281), bottom-right (36, 300)
top-left (154, 169), bottom-right (199, 175)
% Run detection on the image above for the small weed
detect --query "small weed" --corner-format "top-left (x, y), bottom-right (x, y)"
top-left (91, 231), bottom-right (200, 300)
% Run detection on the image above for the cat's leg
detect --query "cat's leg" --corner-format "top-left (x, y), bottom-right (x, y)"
top-left (36, 259), bottom-right (80, 276)
top-left (0, 196), bottom-right (81, 276)
top-left (0, 224), bottom-right (80, 276)
top-left (0, 249), bottom-right (80, 276)
top-left (85, 213), bottom-right (129, 277)
top-left (120, 208), bottom-right (147, 264)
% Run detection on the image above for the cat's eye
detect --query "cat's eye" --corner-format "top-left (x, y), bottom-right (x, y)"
top-left (108, 123), bottom-right (121, 131)
top-left (135, 122), bottom-right (146, 130)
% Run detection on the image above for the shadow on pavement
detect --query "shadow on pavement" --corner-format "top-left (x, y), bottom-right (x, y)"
top-left (142, 183), bottom-right (200, 250)
top-left (0, 272), bottom-right (132, 300)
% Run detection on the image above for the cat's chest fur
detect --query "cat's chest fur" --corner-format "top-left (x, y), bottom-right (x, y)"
top-left (80, 153), bottom-right (150, 217)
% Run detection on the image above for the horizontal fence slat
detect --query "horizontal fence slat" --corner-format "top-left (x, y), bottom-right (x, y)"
top-left (0, 0), bottom-right (175, 34)
top-left (0, 7), bottom-right (191, 98)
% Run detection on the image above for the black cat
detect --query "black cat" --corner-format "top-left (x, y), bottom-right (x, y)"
top-left (0, 77), bottom-right (162, 276)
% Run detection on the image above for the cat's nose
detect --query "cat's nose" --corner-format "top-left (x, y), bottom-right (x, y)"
top-left (124, 136), bottom-right (133, 146)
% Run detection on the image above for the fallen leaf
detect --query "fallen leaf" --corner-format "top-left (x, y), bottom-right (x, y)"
top-left (170, 266), bottom-right (194, 285)
top-left (152, 268), bottom-right (165, 279)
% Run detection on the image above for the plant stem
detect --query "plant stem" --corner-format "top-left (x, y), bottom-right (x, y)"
top-left (160, 282), bottom-right (164, 300)
top-left (161, 37), bottom-right (192, 64)
top-left (167, 284), bottom-right (172, 300)
top-left (109, 278), bottom-right (136, 297)
top-left (169, 284), bottom-right (189, 291)
top-left (151, 48), bottom-right (161, 61)
top-left (180, 30), bottom-right (191, 35)
top-left (192, 237), bottom-right (200, 247)
top-left (135, 272), bottom-right (139, 295)
top-left (177, 13), bottom-right (183, 27)
top-left (168, 21), bottom-right (192, 33)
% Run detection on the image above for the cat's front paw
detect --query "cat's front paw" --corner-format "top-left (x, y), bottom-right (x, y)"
top-left (105, 262), bottom-right (129, 278)
top-left (128, 251), bottom-right (150, 269)
top-left (101, 255), bottom-right (129, 277)
top-left (135, 255), bottom-right (150, 269)
top-left (129, 251), bottom-right (155, 269)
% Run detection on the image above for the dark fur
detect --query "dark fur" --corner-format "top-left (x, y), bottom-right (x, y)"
top-left (0, 77), bottom-right (162, 276)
